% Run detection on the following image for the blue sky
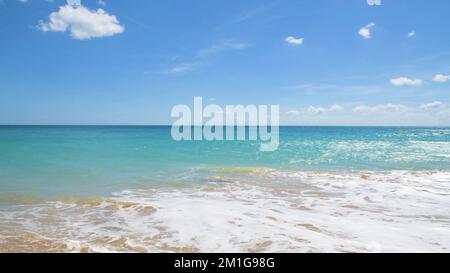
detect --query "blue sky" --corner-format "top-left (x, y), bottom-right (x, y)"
top-left (1, 0), bottom-right (450, 125)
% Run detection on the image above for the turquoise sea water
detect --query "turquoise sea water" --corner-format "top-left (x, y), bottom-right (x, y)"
top-left (1, 126), bottom-right (449, 198)
top-left (1, 126), bottom-right (450, 252)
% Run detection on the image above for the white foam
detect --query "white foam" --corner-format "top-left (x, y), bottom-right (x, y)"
top-left (1, 171), bottom-right (450, 253)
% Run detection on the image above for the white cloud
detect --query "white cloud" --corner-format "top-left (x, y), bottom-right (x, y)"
top-left (358, 22), bottom-right (375, 39)
top-left (432, 74), bottom-right (450, 83)
top-left (351, 102), bottom-right (449, 114)
top-left (390, 77), bottom-right (423, 86)
top-left (287, 104), bottom-right (345, 115)
top-left (284, 102), bottom-right (450, 126)
top-left (353, 103), bottom-right (408, 113)
top-left (38, 4), bottom-right (124, 40)
top-left (285, 36), bottom-right (304, 45)
top-left (408, 31), bottom-right (416, 37)
top-left (164, 62), bottom-right (198, 74)
top-left (367, 0), bottom-right (381, 6)
top-left (307, 106), bottom-right (326, 115)
top-left (420, 101), bottom-right (444, 111)
top-left (329, 104), bottom-right (345, 113)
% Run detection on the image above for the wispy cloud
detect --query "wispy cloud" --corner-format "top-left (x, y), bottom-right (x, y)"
top-left (287, 102), bottom-right (448, 116)
top-left (390, 77), bottom-right (423, 86)
top-left (354, 102), bottom-right (448, 114)
top-left (283, 101), bottom-right (450, 126)
top-left (358, 22), bottom-right (375, 39)
top-left (164, 62), bottom-right (199, 74)
top-left (196, 41), bottom-right (249, 59)
top-left (228, 3), bottom-right (276, 25)
top-left (306, 106), bottom-right (326, 115)
top-left (420, 101), bottom-right (445, 110)
top-left (164, 40), bottom-right (249, 75)
top-left (329, 104), bottom-right (345, 112)
top-left (353, 103), bottom-right (409, 113)
top-left (287, 104), bottom-right (345, 116)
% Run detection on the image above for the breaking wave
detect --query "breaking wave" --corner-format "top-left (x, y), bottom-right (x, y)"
top-left (1, 169), bottom-right (450, 253)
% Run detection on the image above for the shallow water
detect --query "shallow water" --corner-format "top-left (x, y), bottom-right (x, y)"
top-left (1, 126), bottom-right (449, 252)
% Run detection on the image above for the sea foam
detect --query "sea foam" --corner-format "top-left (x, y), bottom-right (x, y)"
top-left (1, 170), bottom-right (449, 253)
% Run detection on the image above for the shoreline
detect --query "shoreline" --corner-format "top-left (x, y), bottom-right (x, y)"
top-left (1, 169), bottom-right (449, 253)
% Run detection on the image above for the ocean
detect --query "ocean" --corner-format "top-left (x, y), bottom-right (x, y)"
top-left (0, 126), bottom-right (449, 252)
